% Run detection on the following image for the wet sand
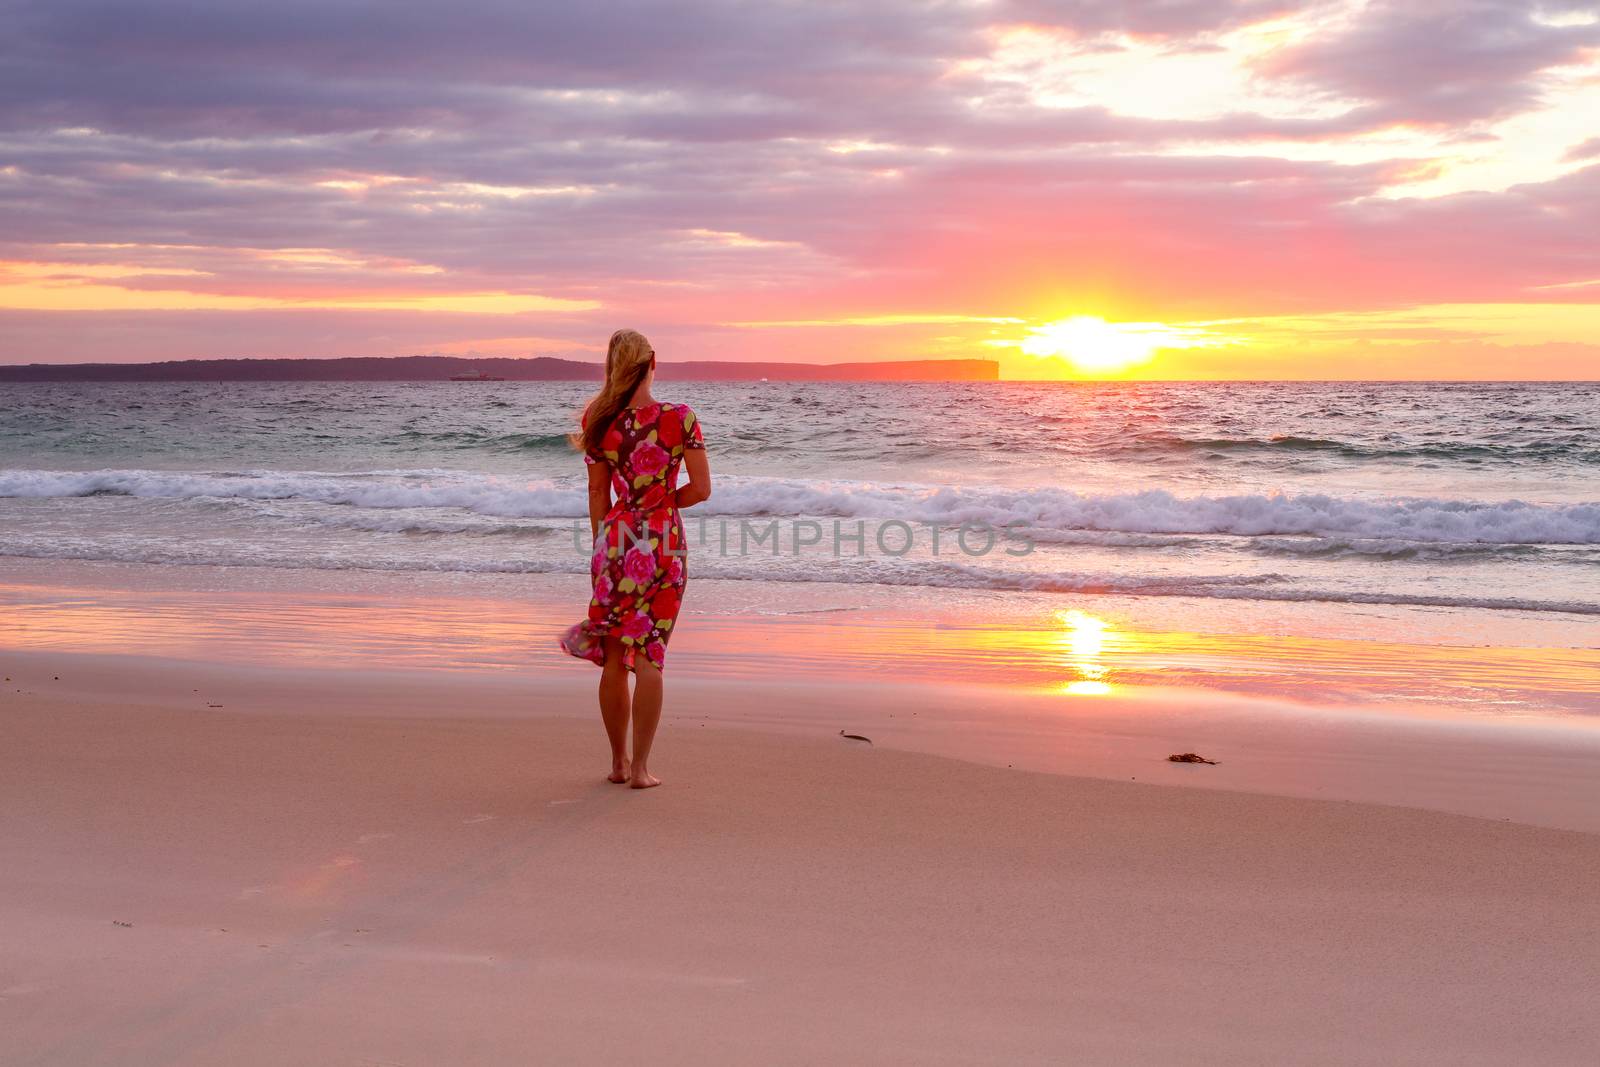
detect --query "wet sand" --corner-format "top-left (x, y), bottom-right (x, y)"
top-left (5, 559), bottom-right (1600, 1063)
top-left (4, 656), bottom-right (1600, 1066)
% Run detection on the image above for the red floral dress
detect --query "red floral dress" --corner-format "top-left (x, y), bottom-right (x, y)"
top-left (560, 402), bottom-right (704, 671)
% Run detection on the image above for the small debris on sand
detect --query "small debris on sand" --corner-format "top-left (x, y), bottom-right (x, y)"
top-left (1168, 752), bottom-right (1218, 765)
top-left (839, 730), bottom-right (873, 744)
top-left (207, 703), bottom-right (224, 708)
top-left (112, 920), bottom-right (133, 928)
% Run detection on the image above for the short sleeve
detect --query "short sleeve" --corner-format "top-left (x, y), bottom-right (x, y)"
top-left (580, 409), bottom-right (600, 465)
top-left (682, 406), bottom-right (705, 451)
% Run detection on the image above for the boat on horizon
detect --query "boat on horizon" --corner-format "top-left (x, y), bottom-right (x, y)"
top-left (449, 367), bottom-right (506, 382)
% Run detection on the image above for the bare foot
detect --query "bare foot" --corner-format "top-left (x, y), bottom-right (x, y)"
top-left (629, 771), bottom-right (662, 789)
top-left (607, 759), bottom-right (630, 784)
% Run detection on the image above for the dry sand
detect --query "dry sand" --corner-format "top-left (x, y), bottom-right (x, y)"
top-left (3, 658), bottom-right (1599, 1066)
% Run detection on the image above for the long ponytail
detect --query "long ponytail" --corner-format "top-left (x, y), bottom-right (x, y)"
top-left (577, 329), bottom-right (654, 454)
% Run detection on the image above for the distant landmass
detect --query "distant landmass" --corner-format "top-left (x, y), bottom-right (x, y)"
top-left (0, 355), bottom-right (999, 382)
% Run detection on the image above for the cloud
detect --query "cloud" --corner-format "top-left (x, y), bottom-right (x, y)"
top-left (1000, 0), bottom-right (1303, 37)
top-left (1566, 136), bottom-right (1600, 161)
top-left (1260, 0), bottom-right (1600, 125)
top-left (0, 0), bottom-right (1596, 370)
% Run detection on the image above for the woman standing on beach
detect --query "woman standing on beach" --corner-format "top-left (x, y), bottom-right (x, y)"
top-left (560, 329), bottom-right (711, 789)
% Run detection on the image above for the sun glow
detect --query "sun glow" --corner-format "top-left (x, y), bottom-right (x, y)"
top-left (1010, 317), bottom-right (1227, 375)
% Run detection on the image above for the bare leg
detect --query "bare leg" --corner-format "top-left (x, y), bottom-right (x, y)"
top-left (629, 655), bottom-right (664, 789)
top-left (599, 637), bottom-right (631, 783)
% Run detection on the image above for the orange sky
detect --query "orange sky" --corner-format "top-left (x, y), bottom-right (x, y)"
top-left (2, 2), bottom-right (1598, 379)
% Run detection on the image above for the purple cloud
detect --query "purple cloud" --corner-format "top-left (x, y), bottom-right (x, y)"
top-left (1, 0), bottom-right (1597, 365)
top-left (1262, 0), bottom-right (1600, 125)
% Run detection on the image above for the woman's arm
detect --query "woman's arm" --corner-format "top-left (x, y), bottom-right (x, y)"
top-left (587, 461), bottom-right (612, 541)
top-left (674, 448), bottom-right (712, 509)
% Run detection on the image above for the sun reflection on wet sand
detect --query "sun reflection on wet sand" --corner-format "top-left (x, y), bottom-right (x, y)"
top-left (3, 575), bottom-right (1598, 718)
top-left (1053, 609), bottom-right (1116, 697)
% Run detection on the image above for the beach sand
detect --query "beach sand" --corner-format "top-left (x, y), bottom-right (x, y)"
top-left (4, 653), bottom-right (1600, 1066)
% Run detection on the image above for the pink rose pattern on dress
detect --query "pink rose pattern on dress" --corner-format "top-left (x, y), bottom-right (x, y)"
top-left (631, 440), bottom-right (669, 477)
top-left (622, 544), bottom-right (656, 586)
top-left (559, 402), bottom-right (704, 672)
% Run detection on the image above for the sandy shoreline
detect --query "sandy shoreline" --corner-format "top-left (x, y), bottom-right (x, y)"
top-left (5, 655), bottom-right (1600, 1065)
top-left (6, 559), bottom-right (1600, 1063)
top-left (9, 646), bottom-right (1600, 833)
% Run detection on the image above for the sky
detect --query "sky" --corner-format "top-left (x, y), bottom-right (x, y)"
top-left (2, 0), bottom-right (1599, 379)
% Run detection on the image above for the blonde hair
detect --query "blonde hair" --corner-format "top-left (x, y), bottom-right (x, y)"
top-left (578, 328), bottom-right (654, 454)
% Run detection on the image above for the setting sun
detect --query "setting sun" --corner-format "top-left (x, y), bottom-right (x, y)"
top-left (1014, 317), bottom-right (1226, 375)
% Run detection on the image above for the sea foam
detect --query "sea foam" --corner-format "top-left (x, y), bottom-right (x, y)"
top-left (3, 468), bottom-right (1596, 546)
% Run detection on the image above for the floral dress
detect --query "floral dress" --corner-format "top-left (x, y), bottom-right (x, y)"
top-left (559, 402), bottom-right (704, 671)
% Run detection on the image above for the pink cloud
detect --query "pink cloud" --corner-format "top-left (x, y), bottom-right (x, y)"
top-left (1, 0), bottom-right (1596, 368)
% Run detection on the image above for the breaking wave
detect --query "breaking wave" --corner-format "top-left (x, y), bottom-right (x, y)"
top-left (4, 468), bottom-right (1597, 546)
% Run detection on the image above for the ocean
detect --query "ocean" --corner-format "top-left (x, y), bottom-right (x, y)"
top-left (2, 379), bottom-right (1597, 627)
